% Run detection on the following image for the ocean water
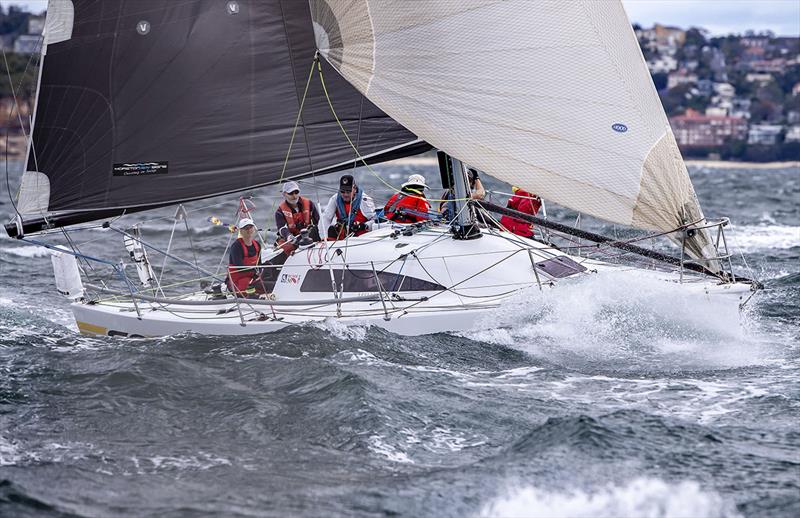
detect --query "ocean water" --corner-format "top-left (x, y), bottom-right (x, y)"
top-left (0, 161), bottom-right (798, 517)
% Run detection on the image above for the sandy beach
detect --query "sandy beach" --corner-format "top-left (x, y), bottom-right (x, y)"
top-left (684, 160), bottom-right (799, 170)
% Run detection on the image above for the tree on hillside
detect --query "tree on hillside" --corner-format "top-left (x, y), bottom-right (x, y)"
top-left (0, 6), bottom-right (29, 36)
top-left (728, 70), bottom-right (755, 98)
top-left (660, 84), bottom-right (694, 116)
top-left (777, 64), bottom-right (800, 95)
top-left (749, 99), bottom-right (780, 123)
top-left (0, 51), bottom-right (38, 99)
top-left (711, 36), bottom-right (743, 66)
top-left (684, 28), bottom-right (707, 48)
top-left (651, 72), bottom-right (668, 91)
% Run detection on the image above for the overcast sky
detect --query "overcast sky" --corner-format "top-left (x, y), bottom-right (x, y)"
top-left (2, 0), bottom-right (799, 37)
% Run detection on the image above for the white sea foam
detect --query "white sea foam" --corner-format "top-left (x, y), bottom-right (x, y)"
top-left (314, 318), bottom-right (370, 341)
top-left (147, 452), bottom-right (232, 471)
top-left (480, 478), bottom-right (740, 518)
top-left (368, 434), bottom-right (413, 463)
top-left (727, 224), bottom-right (800, 252)
top-left (0, 435), bottom-right (22, 466)
top-left (462, 270), bottom-right (770, 371)
top-left (1, 245), bottom-right (51, 258)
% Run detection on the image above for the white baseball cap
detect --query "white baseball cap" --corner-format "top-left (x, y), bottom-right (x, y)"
top-left (238, 218), bottom-right (255, 229)
top-left (401, 173), bottom-right (428, 189)
top-left (281, 180), bottom-right (300, 193)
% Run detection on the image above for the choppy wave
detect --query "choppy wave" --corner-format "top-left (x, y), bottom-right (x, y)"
top-left (1, 164), bottom-right (798, 516)
top-left (481, 477), bottom-right (739, 518)
top-left (0, 245), bottom-right (51, 258)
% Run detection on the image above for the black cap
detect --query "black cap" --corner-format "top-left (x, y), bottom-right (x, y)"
top-left (339, 174), bottom-right (354, 191)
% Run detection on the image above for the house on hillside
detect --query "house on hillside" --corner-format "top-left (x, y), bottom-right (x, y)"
top-left (667, 69), bottom-right (698, 89)
top-left (648, 54), bottom-right (678, 74)
top-left (748, 124), bottom-right (783, 145)
top-left (13, 34), bottom-right (41, 54)
top-left (745, 73), bottom-right (774, 85)
top-left (28, 16), bottom-right (45, 35)
top-left (784, 126), bottom-right (800, 143)
top-left (670, 109), bottom-right (747, 147)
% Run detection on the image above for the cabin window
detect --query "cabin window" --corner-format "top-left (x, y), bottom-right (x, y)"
top-left (299, 269), bottom-right (445, 293)
top-left (535, 256), bottom-right (587, 278)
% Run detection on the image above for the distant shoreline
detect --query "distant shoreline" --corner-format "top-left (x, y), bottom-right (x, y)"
top-left (1, 136), bottom-right (796, 171)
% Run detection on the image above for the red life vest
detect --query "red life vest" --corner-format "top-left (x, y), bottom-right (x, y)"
top-left (228, 238), bottom-right (261, 293)
top-left (277, 197), bottom-right (312, 244)
top-left (499, 189), bottom-right (541, 238)
top-left (329, 201), bottom-right (369, 240)
top-left (384, 192), bottom-right (430, 223)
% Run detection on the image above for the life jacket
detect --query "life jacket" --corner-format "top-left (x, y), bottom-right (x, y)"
top-left (228, 238), bottom-right (261, 293)
top-left (384, 190), bottom-right (430, 223)
top-left (277, 197), bottom-right (312, 244)
top-left (330, 189), bottom-right (369, 239)
top-left (499, 189), bottom-right (541, 238)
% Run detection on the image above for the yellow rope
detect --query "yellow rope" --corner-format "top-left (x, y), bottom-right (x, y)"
top-left (264, 53), bottom-right (322, 232)
top-left (316, 59), bottom-right (470, 205)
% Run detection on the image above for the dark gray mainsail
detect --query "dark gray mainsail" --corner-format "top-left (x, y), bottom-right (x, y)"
top-left (6, 0), bottom-right (427, 237)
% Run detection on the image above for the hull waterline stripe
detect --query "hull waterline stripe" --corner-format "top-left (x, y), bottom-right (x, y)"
top-left (77, 321), bottom-right (107, 335)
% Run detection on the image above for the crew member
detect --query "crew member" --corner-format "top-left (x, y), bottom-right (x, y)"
top-left (227, 218), bottom-right (262, 295)
top-left (384, 174), bottom-right (431, 223)
top-left (439, 167), bottom-right (485, 221)
top-left (275, 180), bottom-right (320, 245)
top-left (499, 186), bottom-right (542, 238)
top-left (320, 175), bottom-right (376, 240)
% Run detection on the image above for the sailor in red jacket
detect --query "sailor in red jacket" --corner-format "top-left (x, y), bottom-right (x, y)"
top-left (227, 218), bottom-right (262, 295)
top-left (499, 186), bottom-right (542, 238)
top-left (384, 174), bottom-right (431, 223)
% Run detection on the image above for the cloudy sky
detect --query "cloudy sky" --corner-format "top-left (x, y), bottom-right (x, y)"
top-left (2, 0), bottom-right (799, 37)
top-left (622, 0), bottom-right (799, 36)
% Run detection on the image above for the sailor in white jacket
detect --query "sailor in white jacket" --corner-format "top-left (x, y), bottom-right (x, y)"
top-left (319, 175), bottom-right (376, 240)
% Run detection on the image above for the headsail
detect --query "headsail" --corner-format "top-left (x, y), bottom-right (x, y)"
top-left (8, 0), bottom-right (428, 237)
top-left (310, 0), bottom-right (719, 268)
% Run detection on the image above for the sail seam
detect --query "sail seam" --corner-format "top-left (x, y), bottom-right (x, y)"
top-left (364, 0), bottom-right (376, 95)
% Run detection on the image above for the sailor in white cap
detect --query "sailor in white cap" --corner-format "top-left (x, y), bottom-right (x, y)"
top-left (384, 173), bottom-right (431, 223)
top-left (228, 217), bottom-right (261, 295)
top-left (274, 180), bottom-right (320, 245)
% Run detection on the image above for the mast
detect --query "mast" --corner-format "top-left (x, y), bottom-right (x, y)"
top-left (437, 151), bottom-right (480, 240)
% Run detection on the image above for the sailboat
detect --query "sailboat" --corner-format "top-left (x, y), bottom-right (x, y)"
top-left (4, 0), bottom-right (758, 338)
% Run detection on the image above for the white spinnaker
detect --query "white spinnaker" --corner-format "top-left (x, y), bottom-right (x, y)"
top-left (310, 0), bottom-right (719, 268)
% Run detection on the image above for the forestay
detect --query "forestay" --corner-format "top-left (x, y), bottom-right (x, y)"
top-left (9, 0), bottom-right (428, 236)
top-left (310, 0), bottom-right (719, 267)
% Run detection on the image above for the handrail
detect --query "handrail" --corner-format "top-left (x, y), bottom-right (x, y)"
top-left (86, 284), bottom-right (381, 307)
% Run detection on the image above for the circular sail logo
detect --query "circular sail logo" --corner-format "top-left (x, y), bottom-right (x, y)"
top-left (612, 123), bottom-right (628, 133)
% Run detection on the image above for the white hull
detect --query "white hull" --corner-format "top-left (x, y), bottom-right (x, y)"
top-left (70, 226), bottom-right (755, 338)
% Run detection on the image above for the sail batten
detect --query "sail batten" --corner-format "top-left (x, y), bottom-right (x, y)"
top-left (9, 0), bottom-right (427, 236)
top-left (311, 0), bottom-right (719, 267)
